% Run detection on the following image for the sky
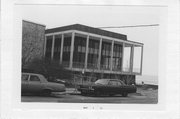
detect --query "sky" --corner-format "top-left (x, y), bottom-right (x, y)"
top-left (16, 5), bottom-right (163, 77)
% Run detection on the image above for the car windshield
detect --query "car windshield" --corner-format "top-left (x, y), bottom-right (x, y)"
top-left (95, 79), bottom-right (108, 85)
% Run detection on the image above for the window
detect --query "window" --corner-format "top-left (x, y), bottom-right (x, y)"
top-left (53, 35), bottom-right (61, 61)
top-left (62, 33), bottom-right (72, 67)
top-left (133, 46), bottom-right (142, 73)
top-left (87, 37), bottom-right (100, 69)
top-left (22, 74), bottom-right (29, 81)
top-left (113, 44), bottom-right (122, 71)
top-left (30, 75), bottom-right (40, 82)
top-left (101, 41), bottom-right (111, 70)
top-left (73, 35), bottom-right (86, 68)
top-left (122, 44), bottom-right (132, 72)
top-left (45, 36), bottom-right (53, 59)
top-left (108, 80), bottom-right (118, 86)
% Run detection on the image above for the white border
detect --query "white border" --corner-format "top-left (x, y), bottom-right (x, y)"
top-left (1, 0), bottom-right (180, 119)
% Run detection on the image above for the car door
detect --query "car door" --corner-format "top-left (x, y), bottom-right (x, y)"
top-left (21, 74), bottom-right (30, 93)
top-left (116, 81), bottom-right (124, 94)
top-left (28, 75), bottom-right (43, 93)
top-left (107, 80), bottom-right (119, 94)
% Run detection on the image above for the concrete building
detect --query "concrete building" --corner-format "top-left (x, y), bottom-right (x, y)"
top-left (44, 24), bottom-right (143, 84)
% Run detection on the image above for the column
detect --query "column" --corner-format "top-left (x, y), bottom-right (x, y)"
top-left (84, 35), bottom-right (89, 69)
top-left (43, 36), bottom-right (47, 57)
top-left (51, 35), bottom-right (55, 60)
top-left (140, 46), bottom-right (143, 74)
top-left (130, 45), bottom-right (134, 73)
top-left (69, 32), bottom-right (75, 69)
top-left (110, 40), bottom-right (114, 71)
top-left (121, 42), bottom-right (125, 72)
top-left (98, 38), bottom-right (102, 70)
top-left (60, 34), bottom-right (64, 64)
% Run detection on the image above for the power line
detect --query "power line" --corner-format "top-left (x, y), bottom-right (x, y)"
top-left (97, 24), bottom-right (159, 29)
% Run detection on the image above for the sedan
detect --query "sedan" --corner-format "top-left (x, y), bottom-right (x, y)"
top-left (77, 79), bottom-right (137, 97)
top-left (21, 73), bottom-right (66, 96)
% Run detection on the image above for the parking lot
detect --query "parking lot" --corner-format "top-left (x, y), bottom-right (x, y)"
top-left (21, 85), bottom-right (158, 104)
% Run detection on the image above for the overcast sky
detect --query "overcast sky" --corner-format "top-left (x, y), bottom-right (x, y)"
top-left (16, 5), bottom-right (163, 77)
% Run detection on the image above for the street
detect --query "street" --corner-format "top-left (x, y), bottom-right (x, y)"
top-left (21, 87), bottom-right (158, 104)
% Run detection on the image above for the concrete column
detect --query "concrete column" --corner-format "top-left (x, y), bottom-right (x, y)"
top-left (130, 45), bottom-right (134, 73)
top-left (110, 40), bottom-right (114, 71)
top-left (140, 46), bottom-right (143, 74)
top-left (84, 35), bottom-right (89, 69)
top-left (43, 36), bottom-right (47, 57)
top-left (51, 35), bottom-right (55, 60)
top-left (98, 38), bottom-right (102, 70)
top-left (121, 43), bottom-right (125, 72)
top-left (60, 34), bottom-right (64, 64)
top-left (69, 32), bottom-right (75, 69)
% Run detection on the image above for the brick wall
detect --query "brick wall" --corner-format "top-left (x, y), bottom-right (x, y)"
top-left (22, 20), bottom-right (45, 67)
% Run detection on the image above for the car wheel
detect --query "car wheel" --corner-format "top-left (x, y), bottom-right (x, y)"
top-left (42, 89), bottom-right (52, 96)
top-left (122, 92), bottom-right (128, 97)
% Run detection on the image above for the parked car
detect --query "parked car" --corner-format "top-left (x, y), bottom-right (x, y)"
top-left (21, 73), bottom-right (66, 95)
top-left (77, 79), bottom-right (137, 97)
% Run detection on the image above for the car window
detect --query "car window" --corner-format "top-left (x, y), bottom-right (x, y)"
top-left (117, 81), bottom-right (122, 86)
top-left (119, 80), bottom-right (125, 85)
top-left (95, 79), bottom-right (108, 85)
top-left (108, 80), bottom-right (118, 86)
top-left (22, 74), bottom-right (29, 81)
top-left (30, 75), bottom-right (40, 82)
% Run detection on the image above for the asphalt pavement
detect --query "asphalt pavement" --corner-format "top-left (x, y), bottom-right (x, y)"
top-left (21, 87), bottom-right (158, 104)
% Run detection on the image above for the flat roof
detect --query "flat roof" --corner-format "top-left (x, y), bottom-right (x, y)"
top-left (45, 24), bottom-right (127, 41)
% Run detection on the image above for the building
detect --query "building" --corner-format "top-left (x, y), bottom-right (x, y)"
top-left (22, 20), bottom-right (46, 67)
top-left (44, 24), bottom-right (143, 84)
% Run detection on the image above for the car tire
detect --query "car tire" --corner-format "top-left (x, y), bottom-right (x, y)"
top-left (122, 92), bottom-right (128, 97)
top-left (42, 89), bottom-right (52, 96)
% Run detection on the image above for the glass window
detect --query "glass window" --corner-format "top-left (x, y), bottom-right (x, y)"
top-left (22, 74), bottom-right (29, 81)
top-left (108, 80), bottom-right (118, 86)
top-left (95, 79), bottom-right (108, 85)
top-left (101, 41), bottom-right (111, 70)
top-left (113, 43), bottom-right (122, 71)
top-left (53, 35), bottom-right (61, 61)
top-left (62, 33), bottom-right (72, 67)
top-left (30, 75), bottom-right (40, 82)
top-left (73, 34), bottom-right (86, 68)
top-left (122, 44), bottom-right (132, 72)
top-left (45, 36), bottom-right (53, 59)
top-left (87, 37), bottom-right (100, 69)
top-left (133, 46), bottom-right (142, 73)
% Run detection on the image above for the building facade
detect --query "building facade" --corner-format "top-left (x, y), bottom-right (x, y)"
top-left (44, 24), bottom-right (143, 84)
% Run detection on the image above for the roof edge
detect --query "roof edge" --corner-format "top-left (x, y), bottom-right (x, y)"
top-left (23, 20), bottom-right (46, 27)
